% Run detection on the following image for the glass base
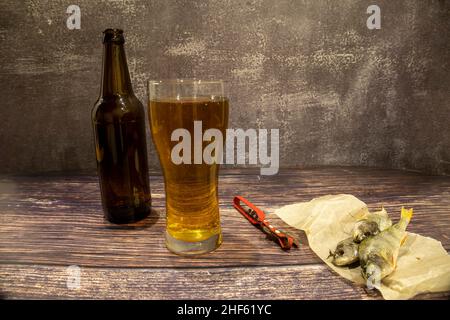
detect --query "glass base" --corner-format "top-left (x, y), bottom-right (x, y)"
top-left (165, 231), bottom-right (222, 255)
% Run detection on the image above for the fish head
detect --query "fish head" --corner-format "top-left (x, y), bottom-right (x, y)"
top-left (333, 254), bottom-right (358, 266)
top-left (331, 238), bottom-right (359, 266)
top-left (363, 263), bottom-right (382, 290)
top-left (353, 220), bottom-right (379, 243)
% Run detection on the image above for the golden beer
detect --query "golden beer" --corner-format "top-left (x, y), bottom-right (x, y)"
top-left (148, 80), bottom-right (229, 255)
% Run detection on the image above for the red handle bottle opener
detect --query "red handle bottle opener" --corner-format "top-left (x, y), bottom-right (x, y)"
top-left (233, 196), bottom-right (299, 250)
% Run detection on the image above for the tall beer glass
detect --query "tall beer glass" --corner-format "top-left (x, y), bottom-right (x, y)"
top-left (148, 80), bottom-right (229, 255)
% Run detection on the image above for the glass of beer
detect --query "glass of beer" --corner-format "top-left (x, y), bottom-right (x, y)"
top-left (148, 79), bottom-right (229, 255)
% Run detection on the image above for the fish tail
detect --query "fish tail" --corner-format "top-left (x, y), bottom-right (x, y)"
top-left (401, 207), bottom-right (413, 222)
top-left (396, 207), bottom-right (413, 231)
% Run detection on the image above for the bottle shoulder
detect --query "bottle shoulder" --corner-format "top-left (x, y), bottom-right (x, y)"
top-left (92, 95), bottom-right (145, 123)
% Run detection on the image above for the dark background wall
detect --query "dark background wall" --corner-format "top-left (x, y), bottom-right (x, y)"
top-left (0, 0), bottom-right (449, 175)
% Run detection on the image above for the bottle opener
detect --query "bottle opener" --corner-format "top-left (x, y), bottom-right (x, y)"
top-left (233, 196), bottom-right (299, 250)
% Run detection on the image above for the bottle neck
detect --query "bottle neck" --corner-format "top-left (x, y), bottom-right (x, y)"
top-left (100, 41), bottom-right (133, 97)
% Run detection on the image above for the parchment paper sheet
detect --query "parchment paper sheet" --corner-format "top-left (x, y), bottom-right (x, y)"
top-left (274, 194), bottom-right (450, 299)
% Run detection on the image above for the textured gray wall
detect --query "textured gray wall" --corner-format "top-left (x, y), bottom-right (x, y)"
top-left (0, 0), bottom-right (449, 175)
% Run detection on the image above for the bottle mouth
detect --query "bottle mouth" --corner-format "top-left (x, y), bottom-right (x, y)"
top-left (103, 28), bottom-right (124, 44)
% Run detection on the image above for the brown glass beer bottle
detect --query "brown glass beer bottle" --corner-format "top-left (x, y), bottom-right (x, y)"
top-left (91, 29), bottom-right (151, 223)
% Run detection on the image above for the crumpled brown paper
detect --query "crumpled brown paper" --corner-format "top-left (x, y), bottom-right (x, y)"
top-left (274, 194), bottom-right (450, 299)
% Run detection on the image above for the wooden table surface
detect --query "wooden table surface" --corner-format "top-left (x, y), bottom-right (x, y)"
top-left (0, 167), bottom-right (449, 300)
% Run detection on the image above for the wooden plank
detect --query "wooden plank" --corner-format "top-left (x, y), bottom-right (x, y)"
top-left (0, 168), bottom-right (449, 268)
top-left (0, 206), bottom-right (312, 267)
top-left (1, 263), bottom-right (448, 300)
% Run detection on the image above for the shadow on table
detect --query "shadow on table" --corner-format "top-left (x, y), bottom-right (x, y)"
top-left (103, 208), bottom-right (161, 230)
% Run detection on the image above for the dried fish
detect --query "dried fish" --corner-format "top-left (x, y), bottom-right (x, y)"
top-left (352, 208), bottom-right (392, 243)
top-left (359, 207), bottom-right (413, 289)
top-left (329, 237), bottom-right (359, 266)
